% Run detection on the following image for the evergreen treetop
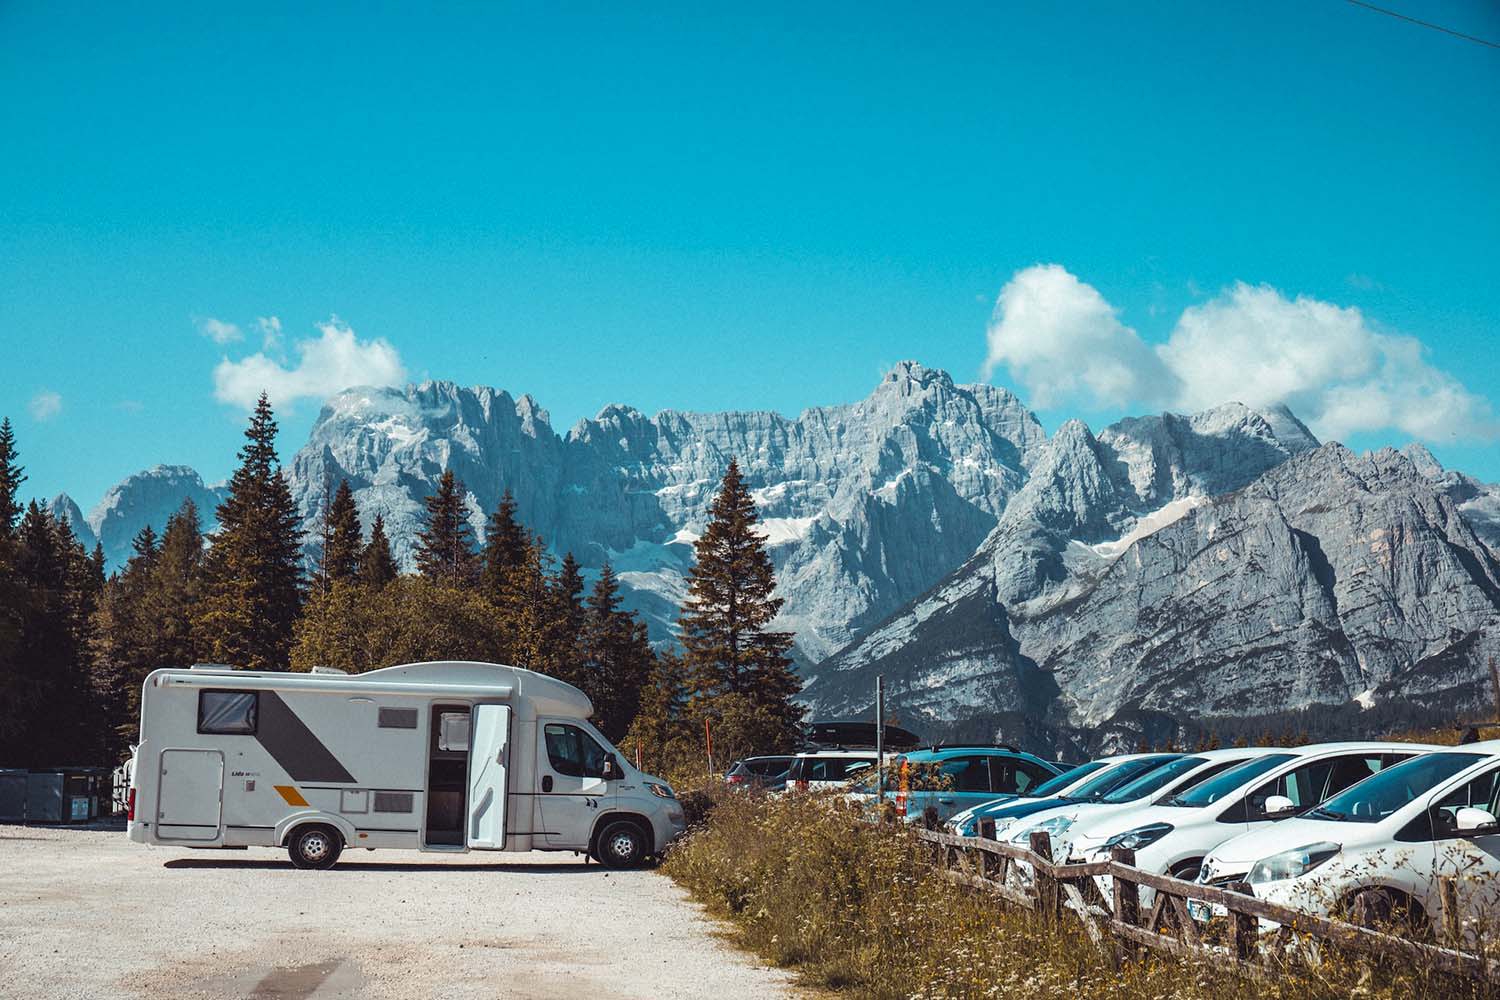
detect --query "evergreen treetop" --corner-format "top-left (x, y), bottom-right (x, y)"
top-left (361, 512), bottom-right (399, 588)
top-left (322, 479), bottom-right (363, 586)
top-left (0, 417), bottom-right (23, 538)
top-left (415, 469), bottom-right (479, 587)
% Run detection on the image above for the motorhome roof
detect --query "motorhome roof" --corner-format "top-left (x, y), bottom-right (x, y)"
top-left (151, 660), bottom-right (593, 718)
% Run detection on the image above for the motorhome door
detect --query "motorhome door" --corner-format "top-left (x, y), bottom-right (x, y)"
top-left (466, 704), bottom-right (511, 849)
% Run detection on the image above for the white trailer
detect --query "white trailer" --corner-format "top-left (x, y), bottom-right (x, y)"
top-left (125, 661), bottom-right (685, 869)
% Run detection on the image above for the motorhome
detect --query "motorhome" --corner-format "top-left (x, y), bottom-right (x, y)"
top-left (126, 660), bottom-right (685, 869)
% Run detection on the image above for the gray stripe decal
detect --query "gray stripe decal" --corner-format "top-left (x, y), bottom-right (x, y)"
top-left (255, 690), bottom-right (357, 783)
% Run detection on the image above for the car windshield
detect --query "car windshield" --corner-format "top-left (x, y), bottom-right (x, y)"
top-left (1305, 752), bottom-right (1484, 823)
top-left (1029, 761), bottom-right (1105, 798)
top-left (1100, 755), bottom-right (1207, 804)
top-left (1161, 753), bottom-right (1295, 807)
top-left (1067, 755), bottom-right (1182, 801)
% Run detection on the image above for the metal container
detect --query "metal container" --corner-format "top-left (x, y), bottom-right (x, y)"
top-left (0, 769), bottom-right (27, 822)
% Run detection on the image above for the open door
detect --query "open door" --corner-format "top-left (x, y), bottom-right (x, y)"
top-left (466, 704), bottom-right (511, 849)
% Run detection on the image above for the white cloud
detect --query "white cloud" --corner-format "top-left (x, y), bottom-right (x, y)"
top-left (29, 390), bottom-right (62, 421)
top-left (213, 317), bottom-right (407, 411)
top-left (196, 316), bottom-right (243, 345)
top-left (256, 315), bottom-right (283, 352)
top-left (982, 266), bottom-right (1497, 444)
top-left (983, 264), bottom-right (1179, 409)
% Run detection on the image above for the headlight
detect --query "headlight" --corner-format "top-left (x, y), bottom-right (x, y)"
top-left (647, 782), bottom-right (675, 799)
top-left (1102, 822), bottom-right (1174, 852)
top-left (1010, 815), bottom-right (1073, 845)
top-left (1247, 842), bottom-right (1339, 886)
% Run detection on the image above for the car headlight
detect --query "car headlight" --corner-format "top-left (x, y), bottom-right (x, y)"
top-left (647, 782), bottom-right (676, 799)
top-left (1102, 822), bottom-right (1175, 852)
top-left (1010, 815), bottom-right (1073, 845)
top-left (1247, 842), bottom-right (1339, 886)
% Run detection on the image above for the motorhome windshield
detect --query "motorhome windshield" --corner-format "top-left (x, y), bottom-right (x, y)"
top-left (1100, 755), bottom-right (1206, 804)
top-left (1161, 753), bottom-right (1294, 807)
top-left (1305, 752), bottom-right (1485, 823)
top-left (1068, 755), bottom-right (1182, 801)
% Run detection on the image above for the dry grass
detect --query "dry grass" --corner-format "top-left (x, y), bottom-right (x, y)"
top-left (664, 789), bottom-right (1498, 1000)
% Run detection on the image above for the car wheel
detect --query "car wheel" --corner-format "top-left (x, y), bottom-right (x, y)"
top-left (596, 820), bottom-right (649, 869)
top-left (288, 824), bottom-right (342, 870)
top-left (1347, 888), bottom-right (1429, 939)
top-left (1169, 859), bottom-right (1203, 881)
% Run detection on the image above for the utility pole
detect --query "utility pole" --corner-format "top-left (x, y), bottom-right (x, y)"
top-left (875, 675), bottom-right (885, 804)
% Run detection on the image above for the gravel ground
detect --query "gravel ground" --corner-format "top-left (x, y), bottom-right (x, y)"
top-left (0, 823), bottom-right (795, 1000)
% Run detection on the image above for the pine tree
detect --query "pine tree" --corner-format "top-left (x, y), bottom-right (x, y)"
top-left (679, 459), bottom-right (801, 746)
top-left (581, 562), bottom-right (657, 741)
top-left (129, 524), bottom-right (159, 568)
top-left (194, 394), bottom-right (304, 671)
top-left (621, 649), bottom-right (691, 771)
top-left (550, 552), bottom-right (587, 685)
top-left (480, 488), bottom-right (530, 598)
top-left (0, 417), bottom-right (23, 538)
top-left (321, 479), bottom-right (363, 586)
top-left (415, 469), bottom-right (478, 587)
top-left (361, 513), bottom-right (398, 588)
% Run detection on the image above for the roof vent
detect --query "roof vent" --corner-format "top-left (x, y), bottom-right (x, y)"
top-left (310, 665), bottom-right (349, 676)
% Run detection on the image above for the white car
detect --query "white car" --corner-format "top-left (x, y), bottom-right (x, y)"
top-left (784, 749), bottom-right (880, 792)
top-left (1074, 741), bottom-right (1440, 898)
top-left (1199, 741), bottom-right (1500, 941)
top-left (1002, 747), bottom-right (1274, 862)
top-left (944, 753), bottom-right (1183, 838)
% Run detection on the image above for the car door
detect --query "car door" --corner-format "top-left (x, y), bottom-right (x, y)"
top-left (1425, 765), bottom-right (1500, 940)
top-left (536, 720), bottom-right (613, 848)
top-left (931, 756), bottom-right (993, 821)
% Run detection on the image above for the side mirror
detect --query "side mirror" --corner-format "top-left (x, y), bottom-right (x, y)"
top-left (1264, 794), bottom-right (1297, 818)
top-left (1455, 806), bottom-right (1498, 833)
top-left (602, 757), bottom-right (619, 781)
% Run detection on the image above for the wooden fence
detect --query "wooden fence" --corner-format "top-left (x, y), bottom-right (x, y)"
top-left (914, 826), bottom-right (1500, 985)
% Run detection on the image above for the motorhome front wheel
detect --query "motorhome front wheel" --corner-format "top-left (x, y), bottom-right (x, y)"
top-left (288, 824), bottom-right (343, 870)
top-left (596, 820), bottom-right (648, 869)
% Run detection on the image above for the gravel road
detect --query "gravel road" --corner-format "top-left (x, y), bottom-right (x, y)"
top-left (0, 823), bottom-right (794, 1000)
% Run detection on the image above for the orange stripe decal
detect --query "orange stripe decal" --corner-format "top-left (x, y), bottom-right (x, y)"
top-left (274, 785), bottom-right (309, 807)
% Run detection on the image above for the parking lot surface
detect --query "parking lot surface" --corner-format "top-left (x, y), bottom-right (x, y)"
top-left (0, 824), bottom-right (793, 999)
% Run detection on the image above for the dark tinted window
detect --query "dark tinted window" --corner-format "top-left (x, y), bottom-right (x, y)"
top-left (1431, 766), bottom-right (1500, 840)
top-left (1246, 753), bottom-right (1399, 819)
top-left (544, 723), bottom-right (609, 778)
top-left (790, 756), bottom-right (874, 782)
top-left (1070, 755), bottom-right (1182, 801)
top-left (942, 756), bottom-right (991, 792)
top-left (1100, 756), bottom-right (1207, 804)
top-left (749, 757), bottom-right (792, 776)
top-left (198, 691), bottom-right (258, 735)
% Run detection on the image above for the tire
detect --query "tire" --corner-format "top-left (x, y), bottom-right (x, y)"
top-left (595, 819), bottom-right (650, 869)
top-left (288, 824), bottom-right (343, 870)
top-left (1169, 859), bottom-right (1203, 880)
top-left (1347, 888), bottom-right (1429, 939)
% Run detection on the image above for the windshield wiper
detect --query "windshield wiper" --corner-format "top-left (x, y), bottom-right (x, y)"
top-left (1307, 807), bottom-right (1347, 821)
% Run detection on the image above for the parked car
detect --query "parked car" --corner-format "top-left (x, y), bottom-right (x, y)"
top-left (1196, 741), bottom-right (1500, 940)
top-left (945, 753), bottom-right (1186, 837)
top-left (785, 749), bottom-right (883, 792)
top-left (1074, 741), bottom-right (1440, 901)
top-left (945, 758), bottom-right (1119, 835)
top-left (724, 755), bottom-right (794, 791)
top-left (1002, 747), bottom-right (1274, 861)
top-left (849, 745), bottom-right (1063, 824)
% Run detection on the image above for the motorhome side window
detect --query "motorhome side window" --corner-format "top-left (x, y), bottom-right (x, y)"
top-left (437, 712), bottom-right (470, 752)
top-left (197, 690), bottom-right (258, 735)
top-left (544, 723), bottom-right (608, 778)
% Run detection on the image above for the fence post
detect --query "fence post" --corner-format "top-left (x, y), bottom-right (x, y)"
top-left (1030, 830), bottom-right (1058, 918)
top-left (1439, 876), bottom-right (1460, 945)
top-left (1228, 880), bottom-right (1257, 961)
top-left (979, 817), bottom-right (997, 879)
top-left (1110, 846), bottom-right (1139, 960)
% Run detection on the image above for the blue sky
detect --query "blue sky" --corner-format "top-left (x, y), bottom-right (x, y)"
top-left (2, 2), bottom-right (1498, 508)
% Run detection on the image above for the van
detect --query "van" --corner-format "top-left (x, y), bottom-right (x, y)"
top-left (126, 661), bottom-right (685, 869)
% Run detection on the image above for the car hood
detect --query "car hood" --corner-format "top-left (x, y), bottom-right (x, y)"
top-left (1203, 817), bottom-right (1352, 869)
top-left (983, 796), bottom-right (1069, 822)
top-left (1070, 803), bottom-right (1196, 847)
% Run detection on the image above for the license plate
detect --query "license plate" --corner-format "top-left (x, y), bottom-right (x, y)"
top-left (1187, 899), bottom-right (1223, 923)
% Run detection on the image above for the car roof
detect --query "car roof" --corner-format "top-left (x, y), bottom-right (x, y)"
top-left (1288, 740), bottom-right (1447, 756)
top-left (900, 746), bottom-right (1053, 765)
top-left (792, 749), bottom-right (879, 759)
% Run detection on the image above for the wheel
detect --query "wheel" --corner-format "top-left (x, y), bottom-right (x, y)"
top-left (1346, 888), bottom-right (1429, 939)
top-left (595, 819), bottom-right (650, 869)
top-left (288, 824), bottom-right (343, 870)
top-left (1169, 859), bottom-right (1203, 881)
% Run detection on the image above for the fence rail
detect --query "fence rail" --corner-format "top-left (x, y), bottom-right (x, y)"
top-left (913, 826), bottom-right (1500, 984)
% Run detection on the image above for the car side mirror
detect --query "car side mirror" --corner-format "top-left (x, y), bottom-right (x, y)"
top-left (1264, 794), bottom-right (1296, 818)
top-left (602, 757), bottom-right (619, 781)
top-left (1455, 806), bottom-right (1498, 833)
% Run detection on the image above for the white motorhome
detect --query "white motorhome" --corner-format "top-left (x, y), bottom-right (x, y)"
top-left (126, 661), bottom-right (685, 869)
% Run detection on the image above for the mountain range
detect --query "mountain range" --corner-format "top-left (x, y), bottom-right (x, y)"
top-left (49, 363), bottom-right (1500, 752)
